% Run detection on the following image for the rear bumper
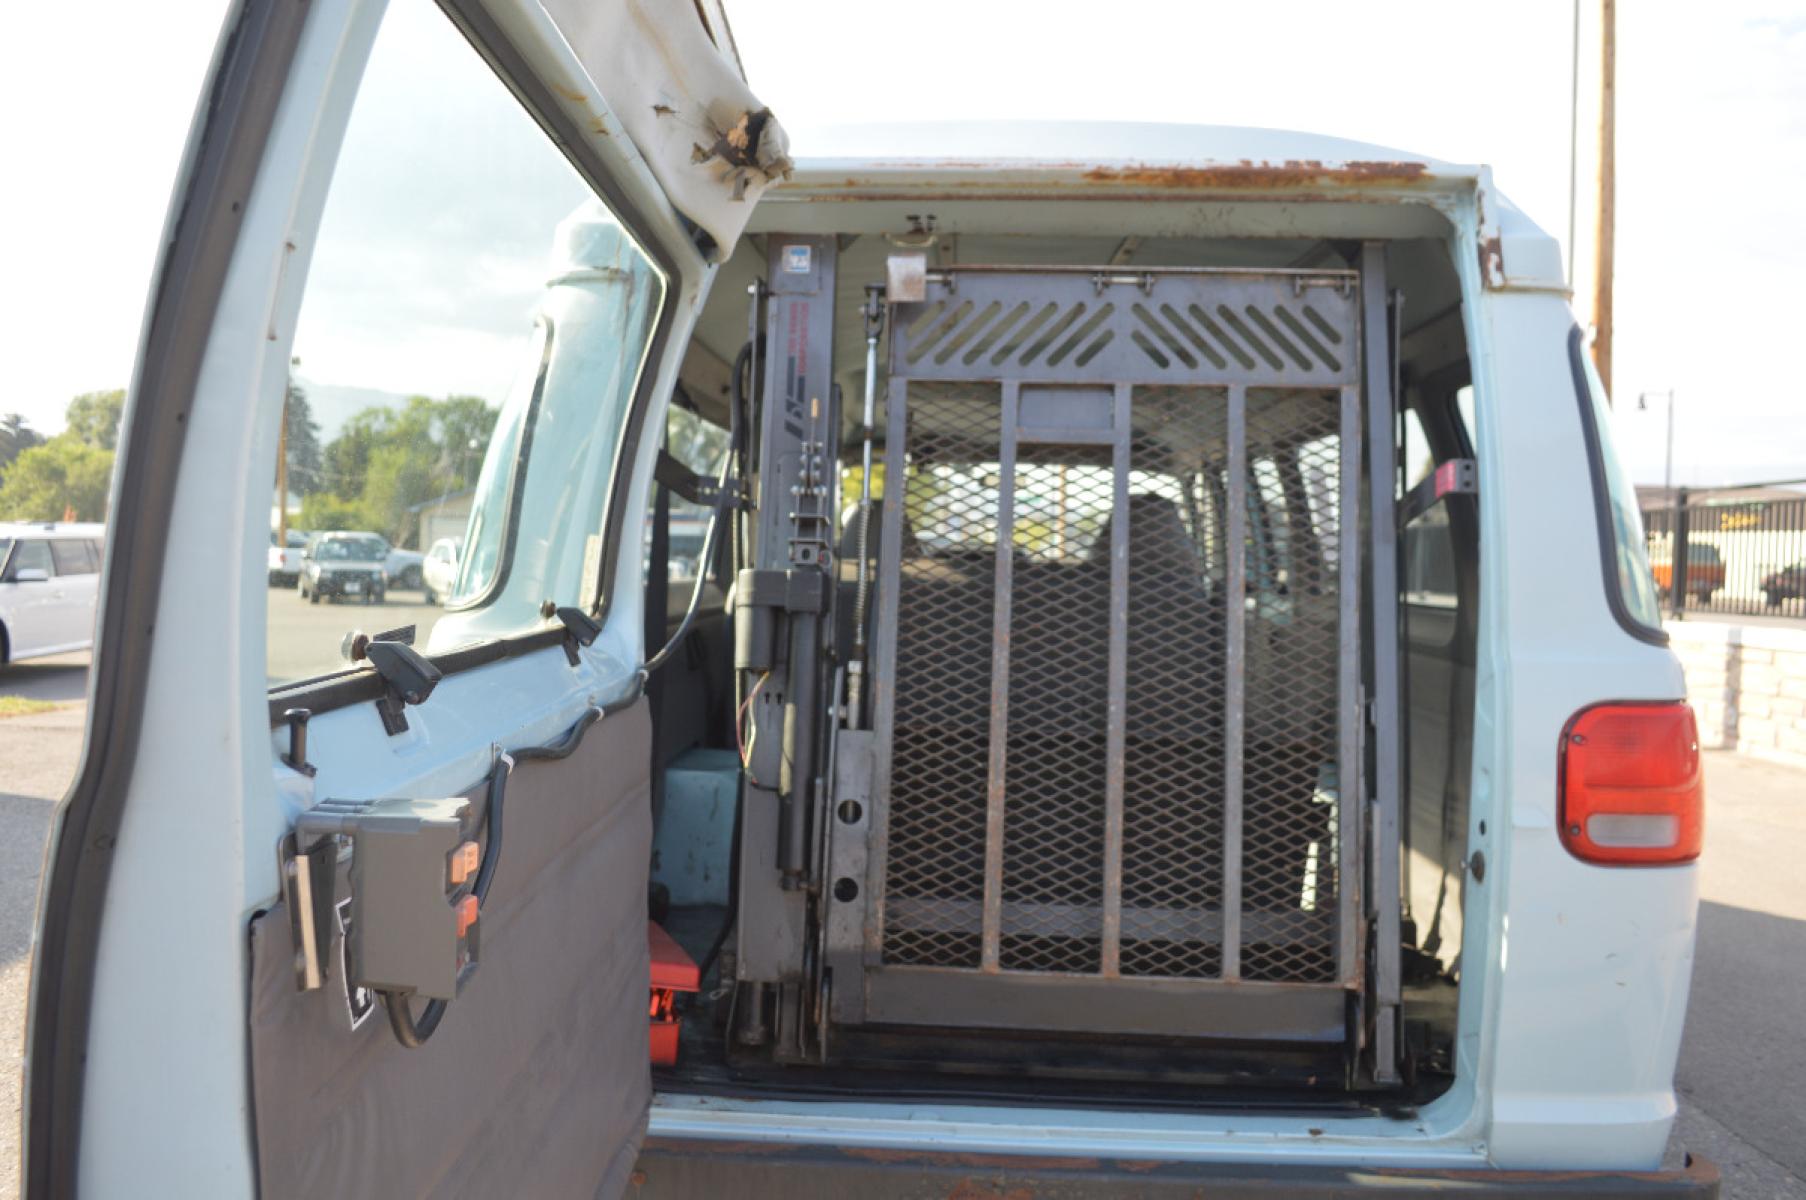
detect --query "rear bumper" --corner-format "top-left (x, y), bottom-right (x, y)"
top-left (630, 1138), bottom-right (1718, 1198)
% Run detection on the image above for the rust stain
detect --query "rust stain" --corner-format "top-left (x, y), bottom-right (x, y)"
top-left (1114, 1159), bottom-right (1165, 1173)
top-left (589, 116), bottom-right (611, 137)
top-left (652, 104), bottom-right (677, 117)
top-left (842, 1147), bottom-right (1100, 1171)
top-left (1080, 159), bottom-right (1430, 189)
top-left (1479, 234), bottom-right (1505, 284)
top-left (551, 83), bottom-right (587, 104)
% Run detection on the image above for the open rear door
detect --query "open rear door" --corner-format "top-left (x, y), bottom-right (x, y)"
top-left (24, 2), bottom-right (785, 1195)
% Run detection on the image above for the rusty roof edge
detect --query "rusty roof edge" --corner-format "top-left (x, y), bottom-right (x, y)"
top-left (774, 154), bottom-right (1485, 200)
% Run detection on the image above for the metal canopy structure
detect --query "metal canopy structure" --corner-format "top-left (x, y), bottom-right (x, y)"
top-left (821, 258), bottom-right (1400, 1073)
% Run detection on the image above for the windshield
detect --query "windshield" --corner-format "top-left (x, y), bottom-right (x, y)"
top-left (316, 538), bottom-right (384, 562)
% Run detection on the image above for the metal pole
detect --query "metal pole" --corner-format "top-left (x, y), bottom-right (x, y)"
top-left (1222, 385), bottom-right (1247, 983)
top-left (1591, 0), bottom-right (1617, 398)
top-left (1360, 243), bottom-right (1402, 1084)
top-left (1639, 389), bottom-right (1676, 499)
top-left (1566, 0), bottom-right (1581, 288)
top-left (1664, 390), bottom-right (1675, 496)
top-left (847, 286), bottom-right (884, 728)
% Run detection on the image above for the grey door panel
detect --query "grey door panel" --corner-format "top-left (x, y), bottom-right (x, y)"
top-left (248, 700), bottom-right (653, 1199)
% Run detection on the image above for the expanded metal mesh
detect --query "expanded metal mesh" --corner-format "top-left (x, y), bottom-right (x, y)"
top-left (997, 450), bottom-right (1114, 973)
top-left (879, 384), bottom-right (1346, 983)
top-left (872, 269), bottom-right (1360, 1003)
top-left (1119, 387), bottom-right (1230, 978)
top-left (880, 383), bottom-right (1000, 968)
top-left (1240, 391), bottom-right (1343, 983)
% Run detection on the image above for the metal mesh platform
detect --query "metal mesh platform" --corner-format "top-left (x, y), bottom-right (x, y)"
top-left (847, 266), bottom-right (1371, 1040)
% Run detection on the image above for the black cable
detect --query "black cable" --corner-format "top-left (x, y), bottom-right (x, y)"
top-left (689, 342), bottom-right (756, 1004)
top-left (643, 344), bottom-right (751, 679)
top-left (378, 706), bottom-right (603, 1048)
top-left (689, 774), bottom-right (744, 1004)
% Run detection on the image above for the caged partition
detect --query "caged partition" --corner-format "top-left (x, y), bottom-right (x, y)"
top-left (821, 262), bottom-right (1402, 1070)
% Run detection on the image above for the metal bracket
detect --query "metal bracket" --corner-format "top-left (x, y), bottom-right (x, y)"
top-left (278, 829), bottom-right (339, 991)
top-left (655, 449), bottom-right (745, 510)
top-left (281, 707), bottom-right (316, 777)
top-left (553, 605), bottom-right (601, 667)
top-left (340, 629), bottom-right (441, 736)
top-left (1399, 458), bottom-right (1478, 525)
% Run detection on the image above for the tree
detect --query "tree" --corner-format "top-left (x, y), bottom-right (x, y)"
top-left (322, 407), bottom-right (389, 500)
top-left (297, 492), bottom-right (368, 532)
top-left (0, 436), bottom-right (113, 522)
top-left (64, 390), bottom-right (126, 451)
top-left (282, 380), bottom-right (324, 498)
top-left (0, 413), bottom-right (44, 477)
top-left (316, 395), bottom-right (498, 543)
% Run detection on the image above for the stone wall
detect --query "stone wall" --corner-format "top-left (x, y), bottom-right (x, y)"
top-left (1667, 620), bottom-right (1806, 767)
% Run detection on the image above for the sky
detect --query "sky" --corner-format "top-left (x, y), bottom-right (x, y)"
top-left (2, 0), bottom-right (1803, 487)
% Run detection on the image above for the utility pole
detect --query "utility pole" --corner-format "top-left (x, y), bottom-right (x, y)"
top-left (277, 390), bottom-right (289, 547)
top-left (278, 355), bottom-right (299, 547)
top-left (1591, 0), bottom-right (1617, 400)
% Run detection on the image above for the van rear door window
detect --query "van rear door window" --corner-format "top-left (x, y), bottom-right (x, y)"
top-left (266, 0), bottom-right (664, 686)
top-left (1568, 327), bottom-right (1664, 640)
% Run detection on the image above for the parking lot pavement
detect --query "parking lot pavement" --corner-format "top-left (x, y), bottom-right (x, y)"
top-left (267, 583), bottom-right (449, 684)
top-left (1663, 750), bottom-right (1806, 1197)
top-left (0, 653), bottom-right (89, 705)
top-left (0, 684), bottom-right (88, 1200)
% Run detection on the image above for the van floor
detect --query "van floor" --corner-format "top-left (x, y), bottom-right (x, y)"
top-left (652, 904), bottom-right (1444, 1115)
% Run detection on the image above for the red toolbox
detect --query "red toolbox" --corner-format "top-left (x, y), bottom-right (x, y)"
top-left (648, 921), bottom-right (699, 1066)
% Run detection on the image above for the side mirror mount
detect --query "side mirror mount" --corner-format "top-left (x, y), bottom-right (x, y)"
top-left (11, 567), bottom-right (49, 583)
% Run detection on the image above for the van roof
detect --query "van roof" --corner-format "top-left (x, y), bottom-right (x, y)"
top-left (777, 121), bottom-right (1482, 195)
top-left (757, 121), bottom-right (1562, 292)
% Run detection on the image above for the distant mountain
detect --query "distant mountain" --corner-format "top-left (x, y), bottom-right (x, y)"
top-left (297, 379), bottom-right (411, 442)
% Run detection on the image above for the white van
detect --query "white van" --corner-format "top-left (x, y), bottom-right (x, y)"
top-left (0, 523), bottom-right (104, 665)
top-left (25, 2), bottom-right (1714, 1197)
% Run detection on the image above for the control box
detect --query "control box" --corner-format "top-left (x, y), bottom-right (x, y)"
top-left (295, 796), bottom-right (482, 1001)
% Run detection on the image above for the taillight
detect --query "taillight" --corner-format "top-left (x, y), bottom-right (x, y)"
top-left (1559, 702), bottom-right (1703, 865)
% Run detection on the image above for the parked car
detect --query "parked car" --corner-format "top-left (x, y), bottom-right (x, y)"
top-left (296, 532), bottom-right (387, 604)
top-left (1761, 561), bottom-right (1806, 607)
top-left (30, 4), bottom-right (1719, 1197)
top-left (267, 528), bottom-right (307, 586)
top-left (0, 522), bottom-right (104, 664)
top-left (383, 541), bottom-right (425, 589)
top-left (421, 536), bottom-right (461, 605)
top-left (1649, 542), bottom-right (1724, 602)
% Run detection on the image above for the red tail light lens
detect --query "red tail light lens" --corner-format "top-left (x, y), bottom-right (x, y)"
top-left (1559, 703), bottom-right (1703, 865)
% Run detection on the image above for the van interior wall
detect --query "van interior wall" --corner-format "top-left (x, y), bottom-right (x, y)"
top-left (643, 227), bottom-right (1476, 1100)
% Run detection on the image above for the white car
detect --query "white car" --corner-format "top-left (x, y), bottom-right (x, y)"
top-left (0, 522), bottom-right (104, 664)
top-left (421, 536), bottom-right (461, 605)
top-left (267, 528), bottom-right (306, 586)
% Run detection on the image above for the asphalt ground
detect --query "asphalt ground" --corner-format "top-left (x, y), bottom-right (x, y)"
top-left (266, 582), bottom-right (450, 684)
top-left (0, 644), bottom-right (1800, 1196)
